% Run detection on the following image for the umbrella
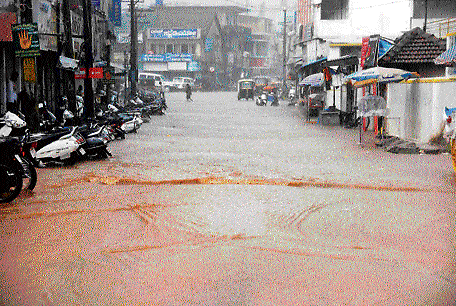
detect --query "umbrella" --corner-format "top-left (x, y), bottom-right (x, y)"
top-left (299, 73), bottom-right (324, 87)
top-left (346, 67), bottom-right (419, 85)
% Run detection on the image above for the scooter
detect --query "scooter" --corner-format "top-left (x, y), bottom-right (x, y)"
top-left (256, 91), bottom-right (268, 106)
top-left (269, 92), bottom-right (279, 106)
top-left (30, 126), bottom-right (86, 167)
top-left (288, 88), bottom-right (297, 106)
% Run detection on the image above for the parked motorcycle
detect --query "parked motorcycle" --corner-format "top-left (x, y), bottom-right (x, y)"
top-left (0, 112), bottom-right (38, 191)
top-left (0, 137), bottom-right (24, 203)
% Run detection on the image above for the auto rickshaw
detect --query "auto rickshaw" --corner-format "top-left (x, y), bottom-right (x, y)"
top-left (237, 79), bottom-right (255, 100)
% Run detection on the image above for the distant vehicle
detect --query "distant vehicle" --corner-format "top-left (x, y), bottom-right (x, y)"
top-left (163, 77), bottom-right (195, 92)
top-left (237, 79), bottom-right (255, 100)
top-left (138, 72), bottom-right (164, 93)
top-left (254, 76), bottom-right (276, 94)
top-left (173, 77), bottom-right (195, 90)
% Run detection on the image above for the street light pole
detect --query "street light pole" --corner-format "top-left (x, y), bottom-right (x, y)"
top-left (282, 9), bottom-right (287, 89)
top-left (423, 0), bottom-right (428, 32)
top-left (82, 0), bottom-right (94, 118)
top-left (130, 0), bottom-right (138, 96)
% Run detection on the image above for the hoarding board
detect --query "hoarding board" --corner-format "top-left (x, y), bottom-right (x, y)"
top-left (12, 23), bottom-right (40, 57)
top-left (140, 53), bottom-right (193, 62)
top-left (149, 29), bottom-right (198, 39)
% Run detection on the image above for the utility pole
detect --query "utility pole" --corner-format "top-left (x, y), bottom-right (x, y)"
top-left (82, 0), bottom-right (94, 118)
top-left (423, 0), bottom-right (428, 32)
top-left (130, 0), bottom-right (138, 96)
top-left (282, 9), bottom-right (287, 90)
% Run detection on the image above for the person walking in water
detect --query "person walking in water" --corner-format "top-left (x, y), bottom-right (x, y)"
top-left (185, 83), bottom-right (193, 102)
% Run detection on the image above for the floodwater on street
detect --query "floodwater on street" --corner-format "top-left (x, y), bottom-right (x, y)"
top-left (1, 91), bottom-right (456, 305)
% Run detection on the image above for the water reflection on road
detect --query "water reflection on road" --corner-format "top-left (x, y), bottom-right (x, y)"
top-left (1, 91), bottom-right (455, 305)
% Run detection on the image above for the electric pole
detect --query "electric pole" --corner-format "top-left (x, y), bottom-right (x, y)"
top-left (423, 0), bottom-right (428, 32)
top-left (130, 0), bottom-right (138, 96)
top-left (282, 9), bottom-right (287, 89)
top-left (82, 0), bottom-right (94, 118)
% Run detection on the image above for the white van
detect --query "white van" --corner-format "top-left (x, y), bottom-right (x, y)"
top-left (172, 77), bottom-right (194, 90)
top-left (138, 72), bottom-right (164, 92)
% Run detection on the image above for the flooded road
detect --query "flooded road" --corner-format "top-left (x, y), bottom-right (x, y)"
top-left (1, 91), bottom-right (456, 305)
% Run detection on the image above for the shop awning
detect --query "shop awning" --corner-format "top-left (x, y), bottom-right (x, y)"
top-left (298, 57), bottom-right (327, 74)
top-left (58, 56), bottom-right (79, 70)
top-left (299, 72), bottom-right (324, 87)
top-left (434, 45), bottom-right (456, 66)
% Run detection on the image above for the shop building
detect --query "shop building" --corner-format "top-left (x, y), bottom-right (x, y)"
top-left (113, 5), bottom-right (252, 89)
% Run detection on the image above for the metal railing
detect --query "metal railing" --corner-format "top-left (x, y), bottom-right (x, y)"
top-left (426, 18), bottom-right (456, 39)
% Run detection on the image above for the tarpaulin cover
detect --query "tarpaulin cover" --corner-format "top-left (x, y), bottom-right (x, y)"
top-left (299, 73), bottom-right (324, 87)
top-left (434, 45), bottom-right (456, 66)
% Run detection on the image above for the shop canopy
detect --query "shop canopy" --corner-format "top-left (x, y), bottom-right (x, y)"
top-left (299, 72), bottom-right (324, 87)
top-left (434, 45), bottom-right (456, 66)
top-left (345, 66), bottom-right (419, 87)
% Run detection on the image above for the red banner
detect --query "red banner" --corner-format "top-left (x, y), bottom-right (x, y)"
top-left (360, 37), bottom-right (370, 69)
top-left (74, 67), bottom-right (104, 79)
top-left (0, 13), bottom-right (16, 42)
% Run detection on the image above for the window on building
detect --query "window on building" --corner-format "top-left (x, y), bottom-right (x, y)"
top-left (181, 44), bottom-right (188, 54)
top-left (149, 44), bottom-right (157, 54)
top-left (166, 44), bottom-right (173, 53)
top-left (321, 0), bottom-right (349, 20)
top-left (158, 44), bottom-right (166, 54)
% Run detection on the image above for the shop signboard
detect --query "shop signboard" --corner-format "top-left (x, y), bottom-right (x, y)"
top-left (12, 23), bottom-right (40, 57)
top-left (363, 35), bottom-right (380, 69)
top-left (92, 0), bottom-right (101, 9)
top-left (140, 53), bottom-right (193, 62)
top-left (205, 38), bottom-right (213, 52)
top-left (149, 29), bottom-right (198, 39)
top-left (109, 0), bottom-right (122, 26)
top-left (37, 0), bottom-right (58, 52)
top-left (0, 13), bottom-right (17, 42)
top-left (74, 68), bottom-right (104, 79)
top-left (22, 57), bottom-right (36, 83)
top-left (188, 61), bottom-right (201, 72)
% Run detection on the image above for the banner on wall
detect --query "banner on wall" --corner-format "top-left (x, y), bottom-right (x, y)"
top-left (12, 23), bottom-right (40, 57)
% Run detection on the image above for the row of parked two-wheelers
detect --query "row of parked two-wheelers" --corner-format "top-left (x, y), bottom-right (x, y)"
top-left (0, 91), bottom-right (167, 203)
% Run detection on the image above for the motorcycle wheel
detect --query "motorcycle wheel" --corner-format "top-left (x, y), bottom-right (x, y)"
top-left (0, 163), bottom-right (23, 203)
top-left (20, 157), bottom-right (37, 191)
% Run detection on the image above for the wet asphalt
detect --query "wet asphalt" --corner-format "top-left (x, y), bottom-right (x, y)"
top-left (1, 91), bottom-right (456, 305)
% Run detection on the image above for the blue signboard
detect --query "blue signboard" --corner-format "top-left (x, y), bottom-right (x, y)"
top-left (140, 53), bottom-right (193, 62)
top-left (109, 0), bottom-right (121, 27)
top-left (149, 29), bottom-right (198, 39)
top-left (92, 0), bottom-right (100, 9)
top-left (205, 38), bottom-right (213, 52)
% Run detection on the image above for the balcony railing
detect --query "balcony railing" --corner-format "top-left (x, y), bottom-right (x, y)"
top-left (426, 18), bottom-right (456, 38)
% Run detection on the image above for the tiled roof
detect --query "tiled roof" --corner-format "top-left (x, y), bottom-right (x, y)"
top-left (379, 27), bottom-right (446, 64)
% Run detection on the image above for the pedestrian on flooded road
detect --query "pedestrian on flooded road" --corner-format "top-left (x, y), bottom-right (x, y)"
top-left (185, 83), bottom-right (193, 102)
